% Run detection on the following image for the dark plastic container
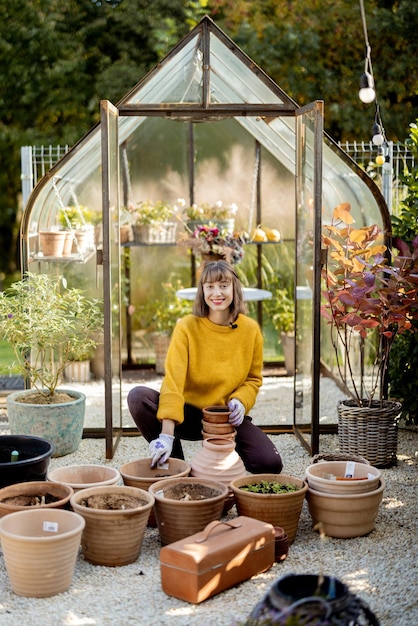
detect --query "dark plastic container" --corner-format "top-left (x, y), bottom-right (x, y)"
top-left (0, 435), bottom-right (55, 488)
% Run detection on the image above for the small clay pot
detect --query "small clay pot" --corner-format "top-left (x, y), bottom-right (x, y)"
top-left (202, 420), bottom-right (235, 435)
top-left (273, 526), bottom-right (289, 562)
top-left (202, 406), bottom-right (231, 424)
top-left (0, 480), bottom-right (73, 517)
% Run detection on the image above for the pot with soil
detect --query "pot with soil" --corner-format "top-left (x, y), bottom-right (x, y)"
top-left (230, 474), bottom-right (308, 544)
top-left (0, 480), bottom-right (73, 517)
top-left (148, 477), bottom-right (229, 545)
top-left (304, 460), bottom-right (381, 495)
top-left (48, 464), bottom-right (121, 493)
top-left (119, 457), bottom-right (190, 527)
top-left (0, 435), bottom-right (55, 488)
top-left (0, 508), bottom-right (85, 597)
top-left (70, 485), bottom-right (154, 566)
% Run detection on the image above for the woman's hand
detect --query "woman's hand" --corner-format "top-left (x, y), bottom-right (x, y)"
top-left (149, 434), bottom-right (174, 467)
top-left (228, 399), bottom-right (245, 426)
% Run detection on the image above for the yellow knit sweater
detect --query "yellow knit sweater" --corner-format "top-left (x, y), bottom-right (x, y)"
top-left (157, 314), bottom-right (263, 424)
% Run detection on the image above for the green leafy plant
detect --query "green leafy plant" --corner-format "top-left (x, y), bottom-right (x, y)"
top-left (0, 272), bottom-right (103, 398)
top-left (389, 120), bottom-right (418, 425)
top-left (129, 200), bottom-right (174, 225)
top-left (138, 278), bottom-right (192, 336)
top-left (176, 198), bottom-right (238, 222)
top-left (239, 481), bottom-right (300, 494)
top-left (322, 202), bottom-right (418, 407)
top-left (59, 205), bottom-right (101, 229)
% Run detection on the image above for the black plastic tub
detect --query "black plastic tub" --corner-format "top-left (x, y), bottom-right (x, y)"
top-left (0, 435), bottom-right (55, 488)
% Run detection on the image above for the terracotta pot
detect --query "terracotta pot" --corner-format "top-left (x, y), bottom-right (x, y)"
top-left (202, 420), bottom-right (235, 436)
top-left (48, 464), bottom-right (121, 493)
top-left (305, 461), bottom-right (381, 495)
top-left (202, 429), bottom-right (236, 441)
top-left (0, 435), bottom-right (55, 488)
top-left (273, 527), bottom-right (289, 562)
top-left (190, 437), bottom-right (246, 486)
top-left (70, 485), bottom-right (154, 566)
top-left (230, 474), bottom-right (308, 544)
top-left (0, 508), bottom-right (85, 597)
top-left (39, 230), bottom-right (67, 257)
top-left (148, 477), bottom-right (229, 545)
top-left (306, 478), bottom-right (385, 538)
top-left (62, 231), bottom-right (74, 256)
top-left (119, 457), bottom-right (191, 527)
top-left (0, 480), bottom-right (73, 517)
top-left (71, 227), bottom-right (94, 254)
top-left (202, 406), bottom-right (231, 423)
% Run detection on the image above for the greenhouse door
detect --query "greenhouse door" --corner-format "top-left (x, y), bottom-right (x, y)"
top-left (294, 101), bottom-right (323, 455)
top-left (101, 100), bottom-right (123, 458)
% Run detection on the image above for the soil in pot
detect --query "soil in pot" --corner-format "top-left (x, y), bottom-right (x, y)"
top-left (2, 493), bottom-right (61, 506)
top-left (79, 493), bottom-right (147, 510)
top-left (0, 481), bottom-right (73, 516)
top-left (161, 483), bottom-right (221, 501)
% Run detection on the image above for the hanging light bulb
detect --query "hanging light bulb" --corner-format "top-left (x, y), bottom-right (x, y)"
top-left (382, 155), bottom-right (391, 172)
top-left (359, 71), bottom-right (375, 103)
top-left (375, 147), bottom-right (385, 166)
top-left (371, 122), bottom-right (384, 146)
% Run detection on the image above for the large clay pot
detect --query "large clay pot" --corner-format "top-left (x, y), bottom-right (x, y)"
top-left (306, 478), bottom-right (386, 538)
top-left (0, 435), bottom-right (55, 488)
top-left (0, 480), bottom-right (73, 517)
top-left (190, 437), bottom-right (246, 487)
top-left (48, 464), bottom-right (121, 493)
top-left (148, 477), bottom-right (229, 545)
top-left (0, 508), bottom-right (85, 597)
top-left (230, 474), bottom-right (308, 544)
top-left (70, 485), bottom-right (154, 566)
top-left (119, 457), bottom-right (190, 527)
top-left (305, 460), bottom-right (381, 495)
top-left (6, 388), bottom-right (86, 457)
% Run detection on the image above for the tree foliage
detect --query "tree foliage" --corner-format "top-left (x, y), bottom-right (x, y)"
top-left (0, 0), bottom-right (416, 275)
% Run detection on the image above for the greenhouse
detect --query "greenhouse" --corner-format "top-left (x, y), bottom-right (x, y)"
top-left (21, 16), bottom-right (388, 458)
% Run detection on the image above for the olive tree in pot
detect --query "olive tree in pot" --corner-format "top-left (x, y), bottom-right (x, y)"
top-left (321, 202), bottom-right (418, 466)
top-left (0, 272), bottom-right (103, 456)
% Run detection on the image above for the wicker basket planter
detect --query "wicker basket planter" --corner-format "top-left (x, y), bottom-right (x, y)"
top-left (337, 399), bottom-right (401, 467)
top-left (132, 222), bottom-right (177, 244)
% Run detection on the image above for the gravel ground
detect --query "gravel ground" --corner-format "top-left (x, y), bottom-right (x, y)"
top-left (0, 375), bottom-right (417, 626)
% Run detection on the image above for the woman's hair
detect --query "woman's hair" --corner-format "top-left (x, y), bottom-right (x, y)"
top-left (193, 260), bottom-right (246, 320)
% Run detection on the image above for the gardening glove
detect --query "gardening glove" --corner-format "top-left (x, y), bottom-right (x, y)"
top-left (149, 434), bottom-right (174, 468)
top-left (228, 399), bottom-right (245, 427)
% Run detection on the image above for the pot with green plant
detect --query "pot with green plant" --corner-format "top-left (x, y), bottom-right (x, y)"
top-left (58, 204), bottom-right (98, 255)
top-left (175, 198), bottom-right (237, 234)
top-left (130, 200), bottom-right (176, 244)
top-left (0, 272), bottom-right (103, 456)
top-left (138, 278), bottom-right (192, 374)
top-left (321, 202), bottom-right (418, 466)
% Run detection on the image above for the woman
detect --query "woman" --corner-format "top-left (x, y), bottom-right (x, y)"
top-left (127, 260), bottom-right (283, 473)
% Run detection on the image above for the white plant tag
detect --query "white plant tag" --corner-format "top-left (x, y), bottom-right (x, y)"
top-left (344, 461), bottom-right (355, 478)
top-left (43, 521), bottom-right (59, 533)
top-left (367, 472), bottom-right (375, 480)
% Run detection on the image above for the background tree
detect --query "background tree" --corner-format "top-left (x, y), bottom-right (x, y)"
top-left (0, 0), bottom-right (416, 279)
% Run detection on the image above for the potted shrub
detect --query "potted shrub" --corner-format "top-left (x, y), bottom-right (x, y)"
top-left (129, 200), bottom-right (177, 244)
top-left (0, 272), bottom-right (103, 456)
top-left (321, 201), bottom-right (418, 465)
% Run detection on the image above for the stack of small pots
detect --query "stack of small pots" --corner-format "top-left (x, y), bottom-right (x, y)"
top-left (201, 405), bottom-right (236, 440)
top-left (305, 459), bottom-right (385, 538)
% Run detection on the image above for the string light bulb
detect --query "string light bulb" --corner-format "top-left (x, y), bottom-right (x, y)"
top-left (371, 122), bottom-right (384, 146)
top-left (359, 71), bottom-right (375, 103)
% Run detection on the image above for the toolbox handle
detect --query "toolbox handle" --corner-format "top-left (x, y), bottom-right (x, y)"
top-left (195, 519), bottom-right (243, 543)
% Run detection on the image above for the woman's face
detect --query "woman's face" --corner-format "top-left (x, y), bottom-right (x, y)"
top-left (202, 277), bottom-right (233, 313)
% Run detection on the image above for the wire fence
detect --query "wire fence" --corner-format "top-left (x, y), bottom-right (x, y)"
top-left (21, 141), bottom-right (415, 212)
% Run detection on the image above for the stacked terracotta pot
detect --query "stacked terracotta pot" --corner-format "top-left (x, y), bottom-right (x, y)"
top-left (304, 460), bottom-right (385, 538)
top-left (201, 405), bottom-right (236, 440)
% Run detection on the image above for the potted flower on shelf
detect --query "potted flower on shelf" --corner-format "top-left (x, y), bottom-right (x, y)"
top-left (180, 223), bottom-right (246, 270)
top-left (137, 279), bottom-right (193, 374)
top-left (130, 200), bottom-right (176, 244)
top-left (176, 198), bottom-right (238, 234)
top-left (321, 202), bottom-right (418, 466)
top-left (0, 272), bottom-right (103, 456)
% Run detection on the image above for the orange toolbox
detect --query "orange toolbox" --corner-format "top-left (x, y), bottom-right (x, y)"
top-left (160, 516), bottom-right (275, 603)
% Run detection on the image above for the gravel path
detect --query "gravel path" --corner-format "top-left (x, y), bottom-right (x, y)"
top-left (0, 376), bottom-right (417, 626)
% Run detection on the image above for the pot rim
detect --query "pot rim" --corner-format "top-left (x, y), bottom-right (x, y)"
top-left (48, 464), bottom-right (121, 489)
top-left (307, 477), bottom-right (386, 499)
top-left (0, 507), bottom-right (85, 540)
top-left (149, 476), bottom-right (229, 502)
top-left (70, 484), bottom-right (155, 513)
top-left (230, 473), bottom-right (308, 497)
top-left (119, 457), bottom-right (191, 481)
top-left (7, 388), bottom-right (86, 405)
